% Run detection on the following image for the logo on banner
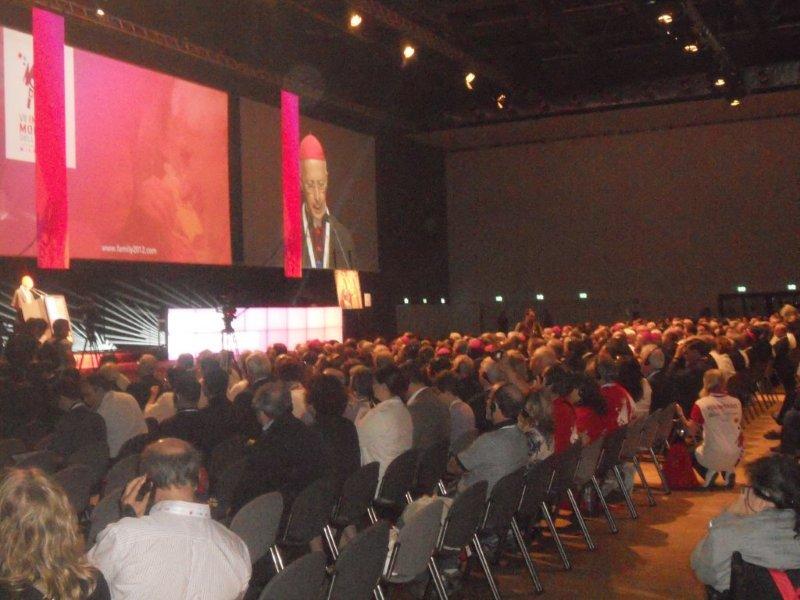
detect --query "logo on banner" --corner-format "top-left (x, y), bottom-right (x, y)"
top-left (3, 27), bottom-right (76, 168)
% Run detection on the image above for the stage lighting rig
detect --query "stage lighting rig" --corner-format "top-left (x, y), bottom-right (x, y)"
top-left (218, 296), bottom-right (238, 335)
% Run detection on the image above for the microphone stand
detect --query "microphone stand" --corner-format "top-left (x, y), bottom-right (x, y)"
top-left (325, 215), bottom-right (352, 270)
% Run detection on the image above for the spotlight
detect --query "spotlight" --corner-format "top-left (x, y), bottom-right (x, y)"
top-left (96, 7), bottom-right (105, 16)
top-left (578, 292), bottom-right (588, 300)
top-left (403, 297), bottom-right (409, 305)
top-left (495, 295), bottom-right (504, 303)
top-left (440, 297), bottom-right (446, 305)
top-left (403, 45), bottom-right (416, 60)
top-left (729, 97), bottom-right (741, 107)
top-left (657, 13), bottom-right (673, 25)
top-left (535, 294), bottom-right (545, 301)
top-left (349, 13), bottom-right (362, 28)
top-left (736, 285), bottom-right (747, 293)
top-left (714, 77), bottom-right (726, 87)
top-left (683, 43), bottom-right (699, 53)
top-left (465, 72), bottom-right (476, 90)
top-left (422, 297), bottom-right (428, 304)
top-left (788, 284), bottom-right (797, 291)
top-left (495, 93), bottom-right (507, 110)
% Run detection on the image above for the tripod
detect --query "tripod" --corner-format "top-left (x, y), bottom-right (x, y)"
top-left (220, 328), bottom-right (239, 357)
top-left (79, 328), bottom-right (102, 370)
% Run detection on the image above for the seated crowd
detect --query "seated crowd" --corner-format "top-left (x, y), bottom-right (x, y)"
top-left (0, 304), bottom-right (798, 598)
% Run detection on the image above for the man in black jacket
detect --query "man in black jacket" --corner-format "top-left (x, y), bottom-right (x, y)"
top-left (232, 382), bottom-right (326, 513)
top-left (157, 372), bottom-right (205, 452)
top-left (48, 371), bottom-right (107, 458)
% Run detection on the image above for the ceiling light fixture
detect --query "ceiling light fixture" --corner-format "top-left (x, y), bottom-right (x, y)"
top-left (683, 43), bottom-right (699, 53)
top-left (657, 13), bottom-right (673, 25)
top-left (403, 45), bottom-right (416, 60)
top-left (729, 98), bottom-right (741, 107)
top-left (714, 77), bottom-right (726, 87)
top-left (96, 7), bottom-right (105, 16)
top-left (349, 13), bottom-right (362, 28)
top-left (465, 72), bottom-right (476, 90)
top-left (495, 93), bottom-right (507, 110)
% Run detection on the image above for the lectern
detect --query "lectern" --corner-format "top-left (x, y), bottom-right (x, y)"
top-left (19, 294), bottom-right (71, 340)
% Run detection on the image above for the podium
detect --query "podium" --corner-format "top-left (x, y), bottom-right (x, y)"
top-left (20, 294), bottom-right (71, 340)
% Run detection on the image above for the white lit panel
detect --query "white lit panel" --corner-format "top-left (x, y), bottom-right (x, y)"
top-left (167, 306), bottom-right (343, 359)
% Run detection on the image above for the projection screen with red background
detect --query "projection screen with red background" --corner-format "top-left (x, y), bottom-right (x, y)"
top-left (0, 26), bottom-right (231, 265)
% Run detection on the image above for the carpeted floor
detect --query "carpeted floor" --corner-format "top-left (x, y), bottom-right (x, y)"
top-left (399, 397), bottom-right (782, 599)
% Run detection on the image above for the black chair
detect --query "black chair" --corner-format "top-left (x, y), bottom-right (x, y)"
top-left (518, 454), bottom-right (569, 569)
top-left (276, 477), bottom-right (338, 571)
top-left (326, 521), bottom-right (391, 600)
top-left (208, 435), bottom-right (247, 487)
top-left (116, 433), bottom-right (150, 461)
top-left (103, 453), bottom-right (140, 495)
top-left (477, 467), bottom-right (543, 596)
top-left (648, 404), bottom-right (676, 494)
top-left (0, 438), bottom-right (27, 467)
top-left (595, 425), bottom-right (640, 519)
top-left (566, 434), bottom-right (616, 551)
top-left (730, 551), bottom-right (800, 600)
top-left (429, 481), bottom-right (495, 599)
top-left (620, 418), bottom-right (656, 507)
top-left (66, 442), bottom-right (110, 490)
top-left (415, 439), bottom-right (449, 497)
top-left (258, 550), bottom-right (327, 600)
top-left (209, 457), bottom-right (248, 521)
top-left (53, 464), bottom-right (96, 514)
top-left (546, 442), bottom-right (585, 543)
top-left (88, 486), bottom-right (124, 545)
top-left (325, 462), bottom-right (380, 558)
top-left (373, 449), bottom-right (419, 520)
top-left (230, 492), bottom-right (284, 567)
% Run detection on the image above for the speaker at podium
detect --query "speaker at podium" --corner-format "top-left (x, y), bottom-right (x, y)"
top-left (19, 294), bottom-right (71, 340)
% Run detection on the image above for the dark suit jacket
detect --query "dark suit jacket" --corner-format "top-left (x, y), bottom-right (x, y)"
top-left (301, 213), bottom-right (357, 270)
top-left (232, 414), bottom-right (327, 512)
top-left (48, 404), bottom-right (107, 458)
top-left (311, 415), bottom-right (360, 491)
top-left (157, 409), bottom-right (206, 451)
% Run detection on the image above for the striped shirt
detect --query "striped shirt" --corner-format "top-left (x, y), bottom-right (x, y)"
top-left (87, 500), bottom-right (251, 600)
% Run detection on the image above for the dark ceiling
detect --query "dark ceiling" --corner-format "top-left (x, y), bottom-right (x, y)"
top-left (28, 0), bottom-right (800, 130)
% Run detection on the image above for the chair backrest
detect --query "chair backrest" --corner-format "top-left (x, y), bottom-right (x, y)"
top-left (53, 464), bottom-right (96, 513)
top-left (116, 433), bottom-right (150, 460)
top-left (258, 550), bottom-right (328, 600)
top-left (387, 499), bottom-right (444, 583)
top-left (104, 453), bottom-right (140, 494)
top-left (415, 439), bottom-right (450, 496)
top-left (549, 442), bottom-right (582, 498)
top-left (328, 521), bottom-right (391, 600)
top-left (620, 418), bottom-right (648, 460)
top-left (67, 442), bottom-right (110, 487)
top-left (481, 467), bottom-right (526, 532)
top-left (230, 492), bottom-right (284, 565)
top-left (282, 477), bottom-right (338, 545)
top-left (731, 551), bottom-right (800, 600)
top-left (637, 412), bottom-right (662, 450)
top-left (596, 425), bottom-right (628, 478)
top-left (450, 428), bottom-right (479, 455)
top-left (440, 480), bottom-right (488, 550)
top-left (88, 486), bottom-right (124, 545)
top-left (0, 438), bottom-right (27, 467)
top-left (517, 454), bottom-right (557, 519)
top-left (573, 435), bottom-right (606, 488)
top-left (208, 435), bottom-right (247, 483)
top-left (333, 462), bottom-right (379, 528)
top-left (376, 448), bottom-right (418, 506)
top-left (654, 404), bottom-right (676, 445)
top-left (210, 457), bottom-right (248, 520)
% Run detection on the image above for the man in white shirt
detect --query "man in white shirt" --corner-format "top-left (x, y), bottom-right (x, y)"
top-left (88, 438), bottom-right (251, 599)
top-left (83, 373), bottom-right (148, 458)
top-left (356, 363), bottom-right (413, 479)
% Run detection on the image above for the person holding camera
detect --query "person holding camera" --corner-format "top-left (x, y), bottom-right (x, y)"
top-left (87, 438), bottom-right (250, 600)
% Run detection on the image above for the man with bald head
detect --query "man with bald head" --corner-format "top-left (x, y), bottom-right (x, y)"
top-left (88, 438), bottom-right (250, 600)
top-left (300, 133), bottom-right (356, 269)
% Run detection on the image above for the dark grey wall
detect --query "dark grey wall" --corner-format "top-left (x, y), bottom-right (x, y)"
top-left (446, 109), bottom-right (800, 322)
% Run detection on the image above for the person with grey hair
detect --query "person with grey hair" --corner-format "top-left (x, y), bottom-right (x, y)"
top-left (87, 438), bottom-right (251, 600)
top-left (126, 353), bottom-right (164, 409)
top-left (232, 382), bottom-right (326, 513)
top-left (230, 351), bottom-right (273, 438)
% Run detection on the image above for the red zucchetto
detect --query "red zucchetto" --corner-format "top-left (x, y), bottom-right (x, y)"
top-left (299, 134), bottom-right (326, 161)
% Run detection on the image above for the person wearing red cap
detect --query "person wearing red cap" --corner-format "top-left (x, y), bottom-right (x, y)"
top-left (299, 134), bottom-right (356, 269)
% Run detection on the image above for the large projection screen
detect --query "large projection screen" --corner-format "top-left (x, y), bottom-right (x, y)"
top-left (0, 26), bottom-right (231, 265)
top-left (240, 97), bottom-right (378, 272)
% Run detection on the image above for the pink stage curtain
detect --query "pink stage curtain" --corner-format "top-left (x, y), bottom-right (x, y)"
top-left (281, 90), bottom-right (302, 278)
top-left (33, 9), bottom-right (69, 269)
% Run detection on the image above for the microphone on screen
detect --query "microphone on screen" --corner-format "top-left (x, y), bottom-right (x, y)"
top-left (324, 213), bottom-right (353, 270)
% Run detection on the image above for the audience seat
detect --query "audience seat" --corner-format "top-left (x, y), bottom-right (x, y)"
top-left (326, 520), bottom-right (391, 600)
top-left (729, 551), bottom-right (800, 600)
top-left (257, 550), bottom-right (327, 600)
